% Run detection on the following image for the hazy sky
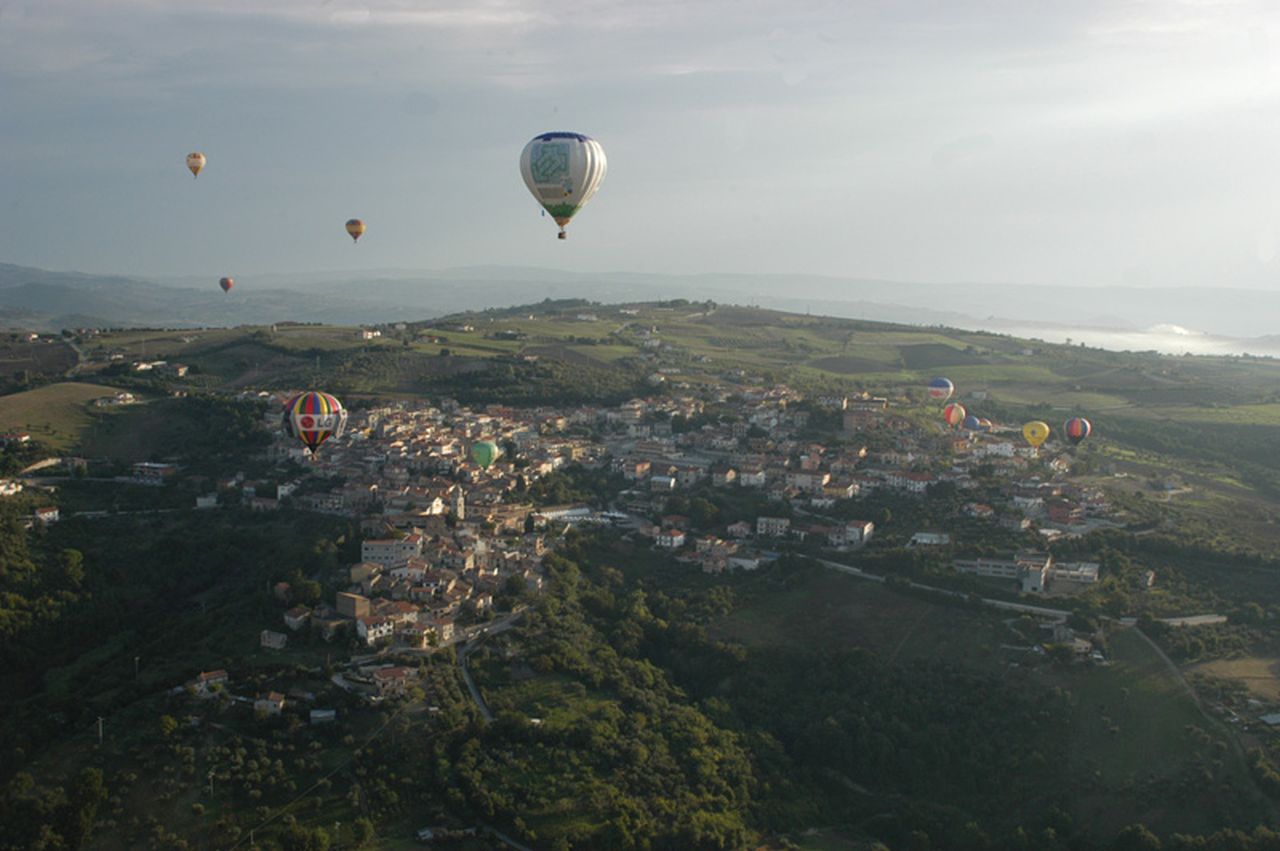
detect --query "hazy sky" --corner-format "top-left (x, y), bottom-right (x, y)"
top-left (3, 0), bottom-right (1280, 287)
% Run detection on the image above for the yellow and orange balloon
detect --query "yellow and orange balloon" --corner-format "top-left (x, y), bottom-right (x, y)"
top-left (345, 219), bottom-right (366, 243)
top-left (186, 152), bottom-right (206, 178)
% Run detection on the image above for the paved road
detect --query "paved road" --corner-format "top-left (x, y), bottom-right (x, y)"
top-left (458, 641), bottom-right (493, 722)
top-left (456, 606), bottom-right (528, 723)
top-left (817, 558), bottom-right (1073, 620)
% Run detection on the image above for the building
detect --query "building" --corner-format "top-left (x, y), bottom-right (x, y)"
top-left (953, 551), bottom-right (1052, 593)
top-left (845, 520), bottom-right (875, 544)
top-left (656, 529), bottom-right (686, 549)
top-left (1052, 562), bottom-right (1100, 585)
top-left (33, 507), bottom-right (59, 525)
top-left (254, 692), bottom-right (286, 716)
top-left (756, 516), bottom-right (791, 537)
top-left (283, 606), bottom-right (311, 631)
top-left (259, 630), bottom-right (288, 650)
top-left (356, 615), bottom-right (395, 646)
top-left (189, 669), bottom-right (229, 697)
top-left (132, 462), bottom-right (180, 484)
top-left (336, 592), bottom-right (372, 620)
top-left (310, 709), bottom-right (337, 725)
top-left (361, 536), bottom-right (423, 568)
top-left (909, 531), bottom-right (951, 547)
top-left (371, 666), bottom-right (416, 696)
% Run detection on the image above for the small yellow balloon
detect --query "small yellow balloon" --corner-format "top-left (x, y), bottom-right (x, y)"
top-left (186, 152), bottom-right (206, 178)
top-left (1022, 420), bottom-right (1051, 448)
top-left (345, 219), bottom-right (366, 243)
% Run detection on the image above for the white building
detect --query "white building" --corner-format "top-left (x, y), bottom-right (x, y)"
top-left (756, 516), bottom-right (791, 537)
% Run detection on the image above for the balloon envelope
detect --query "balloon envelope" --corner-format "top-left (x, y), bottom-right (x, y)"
top-left (186, 152), bottom-right (205, 178)
top-left (520, 132), bottom-right (607, 239)
top-left (943, 403), bottom-right (966, 427)
top-left (283, 391), bottom-right (348, 454)
top-left (471, 440), bottom-right (501, 470)
top-left (345, 219), bottom-right (366, 242)
top-left (219, 277), bottom-right (233, 293)
top-left (1064, 417), bottom-right (1092, 446)
top-left (962, 414), bottom-right (982, 431)
top-left (1022, 420), bottom-right (1050, 448)
top-left (927, 377), bottom-right (954, 401)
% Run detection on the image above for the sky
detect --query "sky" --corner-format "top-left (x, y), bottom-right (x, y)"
top-left (3, 0), bottom-right (1280, 288)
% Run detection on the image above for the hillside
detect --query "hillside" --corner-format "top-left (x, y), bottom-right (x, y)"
top-left (7, 301), bottom-right (1280, 849)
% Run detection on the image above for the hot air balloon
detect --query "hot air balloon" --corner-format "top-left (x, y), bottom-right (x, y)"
top-left (962, 414), bottom-right (982, 432)
top-left (186, 152), bottom-right (206, 178)
top-left (520, 132), bottom-right (607, 239)
top-left (283, 391), bottom-right (348, 454)
top-left (943, 402), bottom-right (966, 427)
top-left (219, 277), bottom-right (234, 294)
top-left (977, 418), bottom-right (994, 432)
top-left (1022, 421), bottom-right (1050, 448)
top-left (927, 377), bottom-right (954, 401)
top-left (345, 219), bottom-right (366, 243)
top-left (1064, 417), bottom-right (1091, 446)
top-left (471, 440), bottom-right (501, 470)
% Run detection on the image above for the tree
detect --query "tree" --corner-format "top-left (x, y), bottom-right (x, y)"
top-left (1113, 824), bottom-right (1162, 851)
top-left (159, 715), bottom-right (179, 738)
top-left (352, 817), bottom-right (376, 847)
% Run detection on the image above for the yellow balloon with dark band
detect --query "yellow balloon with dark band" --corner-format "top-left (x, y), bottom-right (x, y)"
top-left (186, 152), bottom-right (206, 178)
top-left (1022, 420), bottom-right (1051, 448)
top-left (345, 219), bottom-right (366, 243)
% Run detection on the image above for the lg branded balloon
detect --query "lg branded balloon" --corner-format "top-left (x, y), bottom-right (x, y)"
top-left (471, 440), bottom-right (501, 470)
top-left (1064, 417), bottom-right (1092, 446)
top-left (943, 403), bottom-right (966, 427)
top-left (1022, 421), bottom-right (1050, 448)
top-left (520, 132), bottom-right (607, 239)
top-left (345, 219), bottom-right (366, 243)
top-left (219, 277), bottom-right (234, 294)
top-left (186, 152), bottom-right (206, 178)
top-left (927, 377), bottom-right (954, 401)
top-left (284, 392), bottom-right (348, 454)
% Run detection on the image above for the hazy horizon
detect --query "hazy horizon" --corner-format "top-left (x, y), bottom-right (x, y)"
top-left (6, 1), bottom-right (1280, 290)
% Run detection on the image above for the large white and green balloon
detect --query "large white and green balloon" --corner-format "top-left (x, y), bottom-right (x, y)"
top-left (520, 132), bottom-right (607, 239)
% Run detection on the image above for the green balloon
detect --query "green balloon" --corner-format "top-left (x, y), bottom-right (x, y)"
top-left (471, 440), bottom-right (501, 469)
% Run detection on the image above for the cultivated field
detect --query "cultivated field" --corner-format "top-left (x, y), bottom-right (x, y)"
top-left (1189, 655), bottom-right (1280, 702)
top-left (0, 381), bottom-right (122, 449)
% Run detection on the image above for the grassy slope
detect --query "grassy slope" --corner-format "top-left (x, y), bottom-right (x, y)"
top-left (0, 381), bottom-right (122, 449)
top-left (713, 568), bottom-right (1267, 837)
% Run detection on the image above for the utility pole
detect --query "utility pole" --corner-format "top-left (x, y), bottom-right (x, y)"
top-left (96, 716), bottom-right (104, 745)
top-left (134, 656), bottom-right (140, 680)
top-left (208, 769), bottom-right (215, 797)
top-left (334, 821), bottom-right (340, 849)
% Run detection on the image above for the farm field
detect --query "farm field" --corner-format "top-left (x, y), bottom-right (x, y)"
top-left (1060, 627), bottom-right (1270, 837)
top-left (1189, 655), bottom-right (1280, 703)
top-left (0, 339), bottom-right (76, 379)
top-left (711, 564), bottom-right (1273, 839)
top-left (0, 381), bottom-right (122, 449)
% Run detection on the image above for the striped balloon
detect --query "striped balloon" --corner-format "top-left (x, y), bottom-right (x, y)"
top-left (927, 377), bottom-right (954, 401)
top-left (942, 402), bottom-right (966, 427)
top-left (283, 391), bottom-right (348, 454)
top-left (1063, 416), bottom-right (1092, 446)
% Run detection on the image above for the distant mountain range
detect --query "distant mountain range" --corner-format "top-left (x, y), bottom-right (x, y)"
top-left (3, 261), bottom-right (1279, 354)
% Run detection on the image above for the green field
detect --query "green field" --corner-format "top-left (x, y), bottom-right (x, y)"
top-left (0, 381), bottom-right (122, 449)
